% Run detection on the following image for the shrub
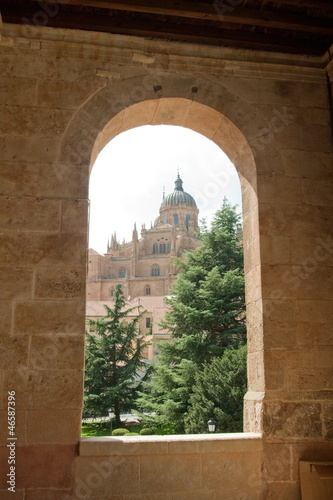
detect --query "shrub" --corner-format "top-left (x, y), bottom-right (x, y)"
top-left (139, 428), bottom-right (155, 435)
top-left (126, 432), bottom-right (139, 436)
top-left (112, 428), bottom-right (129, 436)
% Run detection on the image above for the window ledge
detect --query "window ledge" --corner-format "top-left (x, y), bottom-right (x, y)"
top-left (80, 432), bottom-right (263, 456)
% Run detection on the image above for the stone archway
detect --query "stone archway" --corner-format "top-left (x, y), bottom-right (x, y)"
top-left (61, 87), bottom-right (264, 434)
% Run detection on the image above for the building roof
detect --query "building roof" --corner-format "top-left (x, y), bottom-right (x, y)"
top-left (160, 174), bottom-right (197, 209)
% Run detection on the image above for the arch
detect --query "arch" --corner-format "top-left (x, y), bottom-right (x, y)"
top-left (61, 83), bottom-right (264, 432)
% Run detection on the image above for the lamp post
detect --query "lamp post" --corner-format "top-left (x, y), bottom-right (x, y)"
top-left (207, 419), bottom-right (216, 433)
top-left (108, 409), bottom-right (113, 435)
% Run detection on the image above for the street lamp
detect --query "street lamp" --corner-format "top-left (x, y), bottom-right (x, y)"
top-left (207, 419), bottom-right (216, 433)
top-left (108, 409), bottom-right (113, 435)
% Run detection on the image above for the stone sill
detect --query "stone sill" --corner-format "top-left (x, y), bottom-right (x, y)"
top-left (80, 432), bottom-right (263, 456)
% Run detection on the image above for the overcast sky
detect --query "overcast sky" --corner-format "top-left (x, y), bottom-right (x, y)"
top-left (88, 125), bottom-right (242, 255)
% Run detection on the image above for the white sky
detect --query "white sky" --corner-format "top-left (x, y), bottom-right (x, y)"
top-left (88, 125), bottom-right (242, 255)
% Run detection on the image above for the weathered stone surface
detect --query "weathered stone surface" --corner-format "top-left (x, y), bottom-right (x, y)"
top-left (202, 451), bottom-right (262, 491)
top-left (61, 199), bottom-right (89, 234)
top-left (0, 335), bottom-right (29, 370)
top-left (0, 197), bottom-right (60, 232)
top-left (16, 445), bottom-right (76, 488)
top-left (29, 335), bottom-right (85, 370)
top-left (323, 402), bottom-right (333, 441)
top-left (0, 233), bottom-right (86, 266)
top-left (0, 300), bottom-right (12, 334)
top-left (0, 105), bottom-right (72, 136)
top-left (263, 443), bottom-right (291, 482)
top-left (0, 76), bottom-right (37, 105)
top-left (36, 79), bottom-right (105, 109)
top-left (0, 267), bottom-right (33, 300)
top-left (26, 409), bottom-right (82, 443)
top-left (14, 300), bottom-right (85, 334)
top-left (0, 162), bottom-right (88, 199)
top-left (140, 454), bottom-right (201, 493)
top-left (2, 369), bottom-right (84, 409)
top-left (35, 266), bottom-right (85, 299)
top-left (76, 456), bottom-right (140, 495)
top-left (263, 402), bottom-right (322, 439)
top-left (0, 135), bottom-right (61, 163)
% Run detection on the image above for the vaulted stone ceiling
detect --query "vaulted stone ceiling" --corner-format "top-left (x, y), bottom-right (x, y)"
top-left (1, 0), bottom-right (333, 56)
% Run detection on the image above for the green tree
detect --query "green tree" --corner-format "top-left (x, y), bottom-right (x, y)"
top-left (84, 284), bottom-right (150, 426)
top-left (184, 345), bottom-right (247, 433)
top-left (137, 199), bottom-right (246, 433)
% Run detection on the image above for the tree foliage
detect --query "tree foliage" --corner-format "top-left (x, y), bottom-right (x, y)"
top-left (84, 284), bottom-right (150, 425)
top-left (137, 199), bottom-right (247, 433)
top-left (185, 345), bottom-right (247, 433)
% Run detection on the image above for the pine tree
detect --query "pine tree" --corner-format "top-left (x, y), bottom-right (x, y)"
top-left (84, 284), bottom-right (150, 426)
top-left (137, 199), bottom-right (246, 433)
top-left (184, 345), bottom-right (247, 433)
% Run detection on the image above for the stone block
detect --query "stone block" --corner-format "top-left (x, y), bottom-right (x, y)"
top-left (264, 481), bottom-right (301, 500)
top-left (263, 401), bottom-right (322, 439)
top-left (0, 233), bottom-right (86, 267)
top-left (0, 267), bottom-right (33, 300)
top-left (259, 203), bottom-right (333, 238)
top-left (0, 135), bottom-right (61, 163)
top-left (263, 443), bottom-right (291, 482)
top-left (0, 197), bottom-right (61, 232)
top-left (61, 199), bottom-right (89, 234)
top-left (246, 299), bottom-right (264, 353)
top-left (75, 455), bottom-right (140, 496)
top-left (29, 335), bottom-right (84, 370)
top-left (264, 351), bottom-right (286, 391)
top-left (0, 162), bottom-right (89, 199)
top-left (0, 77), bottom-right (36, 105)
top-left (140, 454), bottom-right (201, 494)
top-left (290, 235), bottom-right (333, 268)
top-left (260, 235), bottom-right (291, 265)
top-left (202, 451), bottom-right (261, 491)
top-left (297, 300), bottom-right (333, 324)
top-left (16, 444), bottom-right (76, 488)
top-left (0, 105), bottom-right (71, 136)
top-left (14, 300), bottom-right (85, 335)
top-left (257, 174), bottom-right (302, 205)
top-left (0, 335), bottom-right (29, 370)
top-left (2, 369), bottom-right (84, 410)
top-left (36, 79), bottom-right (104, 110)
top-left (243, 235), bottom-right (260, 273)
top-left (26, 409), bottom-right (81, 443)
top-left (35, 266), bottom-right (86, 299)
top-left (262, 299), bottom-right (296, 349)
top-left (301, 177), bottom-right (333, 206)
top-left (298, 82), bottom-right (330, 109)
top-left (296, 322), bottom-right (333, 347)
top-left (122, 99), bottom-right (158, 130)
top-left (183, 101), bottom-right (222, 140)
top-left (247, 351), bottom-right (265, 392)
top-left (0, 300), bottom-right (12, 334)
top-left (280, 149), bottom-right (332, 178)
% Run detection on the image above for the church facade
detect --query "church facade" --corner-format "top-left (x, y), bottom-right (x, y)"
top-left (86, 174), bottom-right (202, 358)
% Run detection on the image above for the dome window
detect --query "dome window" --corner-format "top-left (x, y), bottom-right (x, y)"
top-left (173, 214), bottom-right (179, 226)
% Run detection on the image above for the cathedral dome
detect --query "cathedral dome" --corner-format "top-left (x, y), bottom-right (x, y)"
top-left (160, 174), bottom-right (197, 208)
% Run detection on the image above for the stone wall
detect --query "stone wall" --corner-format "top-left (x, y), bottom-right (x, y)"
top-left (0, 19), bottom-right (332, 500)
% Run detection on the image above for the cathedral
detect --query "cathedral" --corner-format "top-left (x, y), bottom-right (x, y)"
top-left (86, 174), bottom-right (202, 359)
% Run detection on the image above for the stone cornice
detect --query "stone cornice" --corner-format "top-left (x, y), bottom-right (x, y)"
top-left (0, 22), bottom-right (329, 84)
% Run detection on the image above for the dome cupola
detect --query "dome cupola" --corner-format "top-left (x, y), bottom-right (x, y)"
top-left (160, 174), bottom-right (197, 208)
